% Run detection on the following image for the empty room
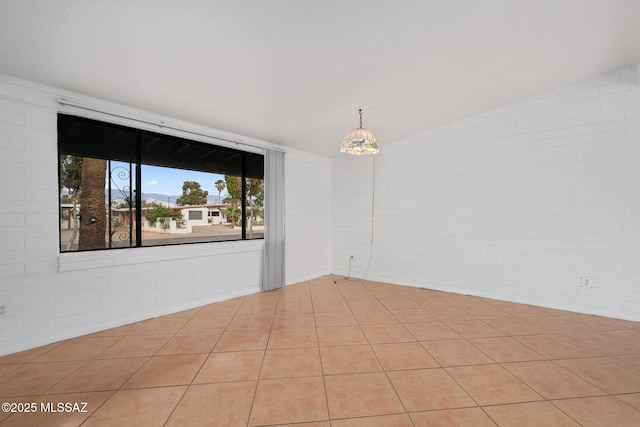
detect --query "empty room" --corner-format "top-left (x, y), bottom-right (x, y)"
top-left (1, 1), bottom-right (640, 426)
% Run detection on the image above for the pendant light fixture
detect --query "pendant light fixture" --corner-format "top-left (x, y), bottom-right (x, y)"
top-left (340, 109), bottom-right (380, 155)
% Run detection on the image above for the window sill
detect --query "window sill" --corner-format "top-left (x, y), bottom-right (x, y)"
top-left (58, 240), bottom-right (264, 272)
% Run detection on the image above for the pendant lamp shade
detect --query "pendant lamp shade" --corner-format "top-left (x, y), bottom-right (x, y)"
top-left (340, 109), bottom-right (379, 155)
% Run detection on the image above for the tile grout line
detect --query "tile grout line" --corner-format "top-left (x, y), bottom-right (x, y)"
top-left (1, 276), bottom-right (639, 425)
top-left (161, 296), bottom-right (246, 426)
top-left (312, 279), bottom-right (334, 425)
top-left (17, 320), bottom-right (158, 426)
top-left (349, 279), bottom-right (419, 425)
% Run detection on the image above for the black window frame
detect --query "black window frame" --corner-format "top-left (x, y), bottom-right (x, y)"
top-left (57, 114), bottom-right (264, 252)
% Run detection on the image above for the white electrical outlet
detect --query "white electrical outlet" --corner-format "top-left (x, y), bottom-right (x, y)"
top-left (580, 276), bottom-right (593, 288)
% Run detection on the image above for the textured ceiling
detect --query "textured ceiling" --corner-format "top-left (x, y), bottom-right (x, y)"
top-left (1, 0), bottom-right (640, 158)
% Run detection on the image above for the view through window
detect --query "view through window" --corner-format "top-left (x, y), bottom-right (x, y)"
top-left (58, 115), bottom-right (264, 252)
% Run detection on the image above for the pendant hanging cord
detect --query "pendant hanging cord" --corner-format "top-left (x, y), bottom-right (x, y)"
top-left (359, 109), bottom-right (363, 128)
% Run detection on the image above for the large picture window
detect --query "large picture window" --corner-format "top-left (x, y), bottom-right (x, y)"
top-left (58, 114), bottom-right (264, 252)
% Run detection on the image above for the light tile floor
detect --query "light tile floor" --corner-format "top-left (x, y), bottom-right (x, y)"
top-left (1, 275), bottom-right (640, 426)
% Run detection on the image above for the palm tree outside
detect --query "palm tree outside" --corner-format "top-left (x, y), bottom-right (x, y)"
top-left (78, 157), bottom-right (107, 250)
top-left (215, 179), bottom-right (226, 225)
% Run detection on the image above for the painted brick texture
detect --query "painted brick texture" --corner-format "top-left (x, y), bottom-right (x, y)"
top-left (332, 65), bottom-right (640, 320)
top-left (0, 77), bottom-right (331, 355)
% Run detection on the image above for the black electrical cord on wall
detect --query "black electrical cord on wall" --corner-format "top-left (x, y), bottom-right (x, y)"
top-left (362, 154), bottom-right (376, 280)
top-left (334, 154), bottom-right (377, 284)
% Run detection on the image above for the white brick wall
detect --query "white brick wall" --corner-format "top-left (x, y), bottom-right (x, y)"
top-left (285, 150), bottom-right (332, 284)
top-left (332, 65), bottom-right (640, 321)
top-left (0, 76), bottom-right (332, 355)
